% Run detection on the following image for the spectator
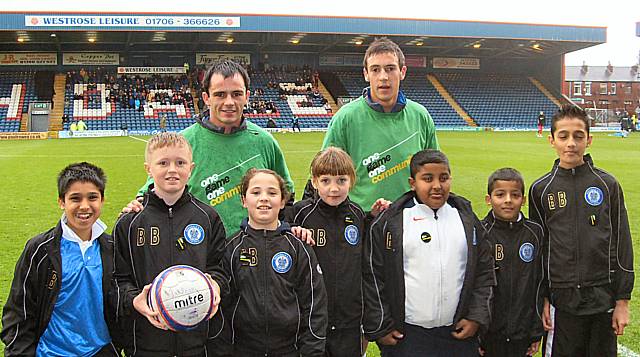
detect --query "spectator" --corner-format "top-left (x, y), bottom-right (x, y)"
top-left (159, 113), bottom-right (167, 133)
top-left (77, 119), bottom-right (87, 131)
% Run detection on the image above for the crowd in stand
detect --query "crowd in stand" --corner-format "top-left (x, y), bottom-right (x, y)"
top-left (244, 98), bottom-right (278, 115)
top-left (63, 64), bottom-right (329, 118)
top-left (65, 68), bottom-right (196, 111)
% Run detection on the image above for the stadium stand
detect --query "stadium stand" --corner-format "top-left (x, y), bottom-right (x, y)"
top-left (0, 71), bottom-right (38, 132)
top-left (1, 67), bottom-right (561, 132)
top-left (335, 70), bottom-right (467, 127)
top-left (335, 70), bottom-right (559, 128)
top-left (244, 68), bottom-right (332, 129)
top-left (435, 72), bottom-right (559, 128)
top-left (52, 66), bottom-right (334, 131)
top-left (62, 70), bottom-right (195, 132)
top-left (403, 74), bottom-right (468, 127)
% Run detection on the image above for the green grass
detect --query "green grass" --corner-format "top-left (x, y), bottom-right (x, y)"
top-left (0, 131), bottom-right (638, 356)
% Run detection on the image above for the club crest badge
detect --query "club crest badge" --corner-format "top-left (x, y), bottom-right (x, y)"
top-left (519, 242), bottom-right (534, 263)
top-left (344, 225), bottom-right (359, 246)
top-left (183, 224), bottom-right (205, 245)
top-left (584, 187), bottom-right (603, 206)
top-left (272, 252), bottom-right (292, 273)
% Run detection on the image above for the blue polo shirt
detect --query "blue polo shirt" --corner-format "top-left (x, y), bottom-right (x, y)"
top-left (36, 217), bottom-right (111, 356)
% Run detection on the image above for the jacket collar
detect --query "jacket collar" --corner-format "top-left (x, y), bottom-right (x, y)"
top-left (144, 184), bottom-right (192, 209)
top-left (552, 154), bottom-right (594, 176)
top-left (316, 196), bottom-right (351, 213)
top-left (362, 87), bottom-right (407, 113)
top-left (196, 109), bottom-right (248, 134)
top-left (389, 190), bottom-right (473, 218)
top-left (60, 214), bottom-right (107, 255)
top-left (48, 221), bottom-right (111, 282)
top-left (240, 218), bottom-right (292, 238)
top-left (483, 210), bottom-right (524, 230)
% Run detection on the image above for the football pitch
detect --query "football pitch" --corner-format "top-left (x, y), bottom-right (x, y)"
top-left (0, 130), bottom-right (638, 356)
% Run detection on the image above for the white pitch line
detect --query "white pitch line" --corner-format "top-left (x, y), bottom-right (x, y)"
top-left (619, 343), bottom-right (640, 357)
top-left (128, 135), bottom-right (149, 143)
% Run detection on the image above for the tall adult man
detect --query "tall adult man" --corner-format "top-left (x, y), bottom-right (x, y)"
top-left (318, 38), bottom-right (439, 209)
top-left (135, 60), bottom-right (294, 232)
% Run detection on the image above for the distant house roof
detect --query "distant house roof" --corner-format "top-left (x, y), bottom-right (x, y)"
top-left (566, 66), bottom-right (640, 82)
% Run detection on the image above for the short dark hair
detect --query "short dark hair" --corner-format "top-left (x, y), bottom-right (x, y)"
top-left (202, 60), bottom-right (250, 95)
top-left (57, 162), bottom-right (107, 200)
top-left (487, 168), bottom-right (524, 195)
top-left (363, 37), bottom-right (405, 69)
top-left (551, 104), bottom-right (590, 137)
top-left (410, 149), bottom-right (450, 178)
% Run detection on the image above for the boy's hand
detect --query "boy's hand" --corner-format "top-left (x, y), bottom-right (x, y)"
top-left (377, 330), bottom-right (403, 345)
top-left (612, 299), bottom-right (630, 335)
top-left (133, 284), bottom-right (167, 330)
top-left (542, 298), bottom-right (553, 331)
top-left (205, 274), bottom-right (221, 319)
top-left (291, 226), bottom-right (315, 245)
top-left (120, 197), bottom-right (144, 217)
top-left (478, 346), bottom-right (485, 356)
top-left (370, 198), bottom-right (392, 217)
top-left (451, 319), bottom-right (479, 340)
top-left (526, 340), bottom-right (541, 356)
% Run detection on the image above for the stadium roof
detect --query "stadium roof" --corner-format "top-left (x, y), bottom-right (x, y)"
top-left (0, 12), bottom-right (606, 59)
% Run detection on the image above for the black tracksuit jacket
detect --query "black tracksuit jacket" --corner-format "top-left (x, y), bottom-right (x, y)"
top-left (1, 223), bottom-right (121, 356)
top-left (113, 186), bottom-right (226, 356)
top-left (528, 155), bottom-right (634, 310)
top-left (481, 211), bottom-right (544, 344)
top-left (212, 221), bottom-right (328, 357)
top-left (290, 197), bottom-right (367, 331)
top-left (363, 191), bottom-right (496, 341)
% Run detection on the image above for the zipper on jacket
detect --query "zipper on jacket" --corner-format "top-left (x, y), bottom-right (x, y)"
top-left (333, 209), bottom-right (339, 330)
top-left (507, 232), bottom-right (514, 341)
top-left (571, 170), bottom-right (581, 288)
top-left (168, 206), bottom-right (177, 354)
top-left (436, 213), bottom-right (443, 323)
top-left (169, 207), bottom-right (174, 264)
top-left (263, 231), bottom-right (269, 356)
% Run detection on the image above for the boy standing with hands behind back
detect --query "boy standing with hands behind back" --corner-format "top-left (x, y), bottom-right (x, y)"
top-left (529, 105), bottom-right (634, 356)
